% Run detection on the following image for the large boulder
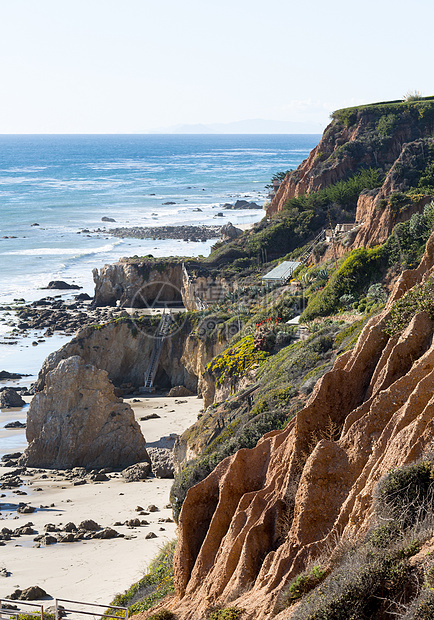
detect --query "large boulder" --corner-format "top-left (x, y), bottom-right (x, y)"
top-left (167, 385), bottom-right (195, 397)
top-left (147, 447), bottom-right (174, 478)
top-left (43, 280), bottom-right (81, 290)
top-left (220, 223), bottom-right (242, 242)
top-left (0, 388), bottom-right (26, 409)
top-left (20, 356), bottom-right (149, 469)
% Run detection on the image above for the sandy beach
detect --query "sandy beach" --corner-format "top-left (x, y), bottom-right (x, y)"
top-left (0, 395), bottom-right (202, 607)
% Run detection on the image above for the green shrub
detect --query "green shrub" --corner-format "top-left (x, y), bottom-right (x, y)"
top-left (147, 611), bottom-right (175, 620)
top-left (384, 276), bottom-right (434, 336)
top-left (301, 246), bottom-right (385, 321)
top-left (367, 521), bottom-right (402, 549)
top-left (110, 540), bottom-right (176, 614)
top-left (382, 214), bottom-right (431, 269)
top-left (285, 168), bottom-right (383, 212)
top-left (283, 565), bottom-right (326, 606)
top-left (377, 113), bottom-right (397, 137)
top-left (374, 460), bottom-right (434, 528)
top-left (208, 608), bottom-right (243, 620)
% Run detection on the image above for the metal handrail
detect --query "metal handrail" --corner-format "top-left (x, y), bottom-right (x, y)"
top-left (55, 599), bottom-right (128, 620)
top-left (0, 600), bottom-right (43, 620)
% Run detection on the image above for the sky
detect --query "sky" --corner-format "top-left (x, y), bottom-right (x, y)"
top-left (0, 0), bottom-right (433, 134)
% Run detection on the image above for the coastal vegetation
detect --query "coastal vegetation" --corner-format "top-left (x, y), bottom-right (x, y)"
top-left (284, 167), bottom-right (384, 212)
top-left (110, 540), bottom-right (176, 615)
top-left (281, 457), bottom-right (434, 619)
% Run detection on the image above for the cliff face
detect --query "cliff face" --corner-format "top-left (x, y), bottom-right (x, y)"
top-left (93, 260), bottom-right (185, 308)
top-left (169, 234), bottom-right (434, 619)
top-left (93, 258), bottom-right (231, 312)
top-left (267, 99), bottom-right (434, 218)
top-left (352, 138), bottom-right (434, 248)
top-left (35, 317), bottom-right (224, 398)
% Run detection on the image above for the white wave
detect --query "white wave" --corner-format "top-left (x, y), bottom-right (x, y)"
top-left (0, 243), bottom-right (120, 257)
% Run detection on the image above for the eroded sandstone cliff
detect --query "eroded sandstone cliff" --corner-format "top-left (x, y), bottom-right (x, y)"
top-left (35, 315), bottom-right (225, 399)
top-left (267, 100), bottom-right (434, 217)
top-left (167, 233), bottom-right (434, 619)
top-left (93, 260), bottom-right (185, 308)
top-left (266, 101), bottom-right (434, 258)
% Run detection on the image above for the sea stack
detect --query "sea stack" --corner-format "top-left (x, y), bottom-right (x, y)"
top-left (20, 356), bottom-right (149, 469)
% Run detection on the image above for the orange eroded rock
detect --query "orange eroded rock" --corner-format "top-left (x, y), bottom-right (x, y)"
top-left (169, 240), bottom-right (434, 620)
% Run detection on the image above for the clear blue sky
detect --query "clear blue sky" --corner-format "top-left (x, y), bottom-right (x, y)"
top-left (0, 0), bottom-right (432, 133)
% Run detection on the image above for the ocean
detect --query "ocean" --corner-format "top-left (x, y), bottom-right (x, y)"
top-left (0, 133), bottom-right (319, 379)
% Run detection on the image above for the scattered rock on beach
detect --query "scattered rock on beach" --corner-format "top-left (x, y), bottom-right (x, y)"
top-left (78, 519), bottom-right (101, 531)
top-left (8, 586), bottom-right (49, 600)
top-left (101, 216), bottom-right (116, 222)
top-left (0, 388), bottom-right (26, 409)
top-left (0, 477), bottom-right (23, 490)
top-left (75, 293), bottom-right (92, 301)
top-left (4, 421), bottom-right (26, 429)
top-left (121, 461), bottom-right (151, 482)
top-left (167, 385), bottom-right (194, 397)
top-left (91, 527), bottom-right (121, 539)
top-left (17, 504), bottom-right (36, 514)
top-left (34, 534), bottom-right (57, 545)
top-left (43, 280), bottom-right (82, 290)
top-left (1, 452), bottom-right (22, 462)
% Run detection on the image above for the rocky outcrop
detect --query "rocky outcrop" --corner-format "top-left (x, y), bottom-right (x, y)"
top-left (34, 321), bottom-right (156, 392)
top-left (220, 222), bottom-right (242, 241)
top-left (222, 200), bottom-right (262, 210)
top-left (0, 388), bottom-right (26, 408)
top-left (43, 280), bottom-right (81, 290)
top-left (107, 224), bottom-right (221, 242)
top-left (169, 234), bottom-right (434, 619)
top-left (351, 138), bottom-right (434, 248)
top-left (34, 315), bottom-right (225, 400)
top-left (20, 356), bottom-right (149, 469)
top-left (147, 448), bottom-right (174, 478)
top-left (92, 260), bottom-right (185, 307)
top-left (92, 258), bottom-right (230, 313)
top-left (268, 100), bottom-right (434, 217)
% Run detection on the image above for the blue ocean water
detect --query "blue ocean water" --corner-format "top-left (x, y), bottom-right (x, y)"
top-left (0, 134), bottom-right (319, 302)
top-left (0, 134), bottom-right (319, 370)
